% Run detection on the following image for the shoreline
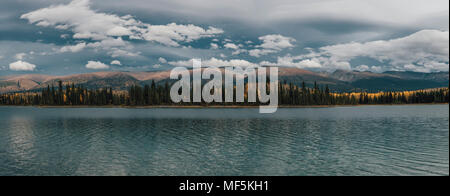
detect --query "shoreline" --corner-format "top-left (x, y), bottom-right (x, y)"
top-left (0, 103), bottom-right (448, 109)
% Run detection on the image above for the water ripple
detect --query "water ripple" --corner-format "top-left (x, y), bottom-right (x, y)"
top-left (0, 105), bottom-right (448, 176)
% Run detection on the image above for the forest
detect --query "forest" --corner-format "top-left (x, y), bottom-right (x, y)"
top-left (0, 80), bottom-right (448, 106)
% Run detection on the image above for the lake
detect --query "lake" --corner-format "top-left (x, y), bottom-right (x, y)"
top-left (0, 105), bottom-right (448, 176)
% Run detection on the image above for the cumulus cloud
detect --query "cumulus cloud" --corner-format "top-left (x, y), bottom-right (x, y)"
top-left (169, 58), bottom-right (258, 68)
top-left (262, 30), bottom-right (449, 72)
top-left (355, 65), bottom-right (383, 73)
top-left (210, 43), bottom-right (219, 49)
top-left (85, 61), bottom-right (109, 69)
top-left (224, 43), bottom-right (239, 50)
top-left (86, 37), bottom-right (128, 49)
top-left (9, 61), bottom-right (36, 71)
top-left (259, 34), bottom-right (296, 50)
top-left (261, 56), bottom-right (322, 69)
top-left (111, 60), bottom-right (121, 65)
top-left (15, 53), bottom-right (27, 60)
top-left (109, 49), bottom-right (140, 58)
top-left (21, 0), bottom-right (132, 40)
top-left (158, 57), bottom-right (167, 64)
top-left (249, 34), bottom-right (296, 57)
top-left (318, 29), bottom-right (449, 72)
top-left (60, 42), bottom-right (87, 53)
top-left (21, 0), bottom-right (224, 57)
top-left (141, 23), bottom-right (223, 47)
top-left (224, 43), bottom-right (247, 55)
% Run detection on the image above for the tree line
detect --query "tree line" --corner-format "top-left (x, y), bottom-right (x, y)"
top-left (0, 80), bottom-right (448, 106)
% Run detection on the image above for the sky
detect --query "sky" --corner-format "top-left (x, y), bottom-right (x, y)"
top-left (0, 0), bottom-right (448, 75)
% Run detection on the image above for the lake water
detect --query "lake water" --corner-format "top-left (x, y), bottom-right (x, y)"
top-left (0, 105), bottom-right (448, 176)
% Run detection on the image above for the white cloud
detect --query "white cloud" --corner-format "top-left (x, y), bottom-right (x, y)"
top-left (60, 42), bottom-right (86, 53)
top-left (210, 43), bottom-right (219, 49)
top-left (261, 56), bottom-right (322, 68)
top-left (109, 49), bottom-right (140, 58)
top-left (249, 49), bottom-right (277, 57)
top-left (85, 61), bottom-right (109, 69)
top-left (15, 53), bottom-right (27, 60)
top-left (318, 29), bottom-right (449, 72)
top-left (249, 34), bottom-right (296, 57)
top-left (9, 61), bottom-right (36, 71)
top-left (141, 23), bottom-right (223, 47)
top-left (262, 29), bottom-right (449, 72)
top-left (258, 34), bottom-right (296, 50)
top-left (153, 64), bottom-right (162, 68)
top-left (158, 57), bottom-right (167, 64)
top-left (21, 0), bottom-right (224, 54)
top-left (169, 58), bottom-right (258, 68)
top-left (224, 43), bottom-right (239, 50)
top-left (87, 37), bottom-right (127, 49)
top-left (111, 60), bottom-right (121, 65)
top-left (355, 65), bottom-right (383, 73)
top-left (224, 43), bottom-right (247, 55)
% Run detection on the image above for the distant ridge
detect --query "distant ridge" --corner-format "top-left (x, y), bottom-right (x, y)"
top-left (1, 68), bottom-right (448, 93)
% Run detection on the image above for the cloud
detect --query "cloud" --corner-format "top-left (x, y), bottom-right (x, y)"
top-left (11, 0), bottom-right (448, 74)
top-left (169, 58), bottom-right (258, 68)
top-left (9, 60), bottom-right (36, 71)
top-left (224, 43), bottom-right (247, 55)
top-left (355, 65), bottom-right (383, 73)
top-left (210, 43), bottom-right (219, 49)
top-left (318, 29), bottom-right (449, 72)
top-left (258, 34), bottom-right (296, 50)
top-left (60, 42), bottom-right (87, 53)
top-left (21, 0), bottom-right (224, 51)
top-left (261, 56), bottom-right (322, 68)
top-left (111, 60), bottom-right (121, 65)
top-left (86, 37), bottom-right (128, 49)
top-left (224, 43), bottom-right (239, 50)
top-left (153, 64), bottom-right (162, 68)
top-left (248, 49), bottom-right (277, 57)
top-left (85, 61), bottom-right (109, 69)
top-left (141, 23), bottom-right (223, 47)
top-left (249, 34), bottom-right (296, 57)
top-left (262, 29), bottom-right (449, 72)
top-left (158, 57), bottom-right (167, 64)
top-left (15, 53), bottom-right (27, 60)
top-left (105, 0), bottom-right (448, 30)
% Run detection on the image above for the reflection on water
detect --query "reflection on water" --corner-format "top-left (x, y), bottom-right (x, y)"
top-left (0, 105), bottom-right (448, 176)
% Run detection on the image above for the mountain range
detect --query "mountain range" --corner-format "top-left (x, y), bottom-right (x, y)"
top-left (0, 68), bottom-right (448, 93)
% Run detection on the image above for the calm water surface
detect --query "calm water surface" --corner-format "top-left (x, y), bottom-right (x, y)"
top-left (0, 105), bottom-right (448, 176)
